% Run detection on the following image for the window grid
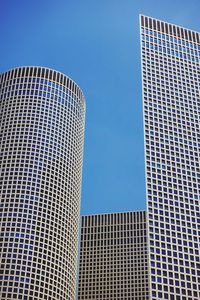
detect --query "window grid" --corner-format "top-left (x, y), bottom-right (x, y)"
top-left (0, 67), bottom-right (85, 300)
top-left (140, 15), bottom-right (200, 300)
top-left (78, 211), bottom-right (149, 300)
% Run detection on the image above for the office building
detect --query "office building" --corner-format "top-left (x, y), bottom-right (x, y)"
top-left (0, 66), bottom-right (85, 300)
top-left (78, 211), bottom-right (149, 300)
top-left (140, 15), bottom-right (200, 299)
top-left (78, 16), bottom-right (200, 300)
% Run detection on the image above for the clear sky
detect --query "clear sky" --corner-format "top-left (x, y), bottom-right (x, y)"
top-left (1, 0), bottom-right (200, 215)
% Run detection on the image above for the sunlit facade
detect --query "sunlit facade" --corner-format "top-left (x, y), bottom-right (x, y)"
top-left (140, 15), bottom-right (200, 300)
top-left (0, 66), bottom-right (85, 300)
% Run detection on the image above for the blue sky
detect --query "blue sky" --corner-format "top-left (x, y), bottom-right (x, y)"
top-left (1, 0), bottom-right (200, 214)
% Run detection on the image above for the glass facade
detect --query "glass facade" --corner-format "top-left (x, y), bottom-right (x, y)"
top-left (0, 67), bottom-right (85, 300)
top-left (140, 15), bottom-right (200, 300)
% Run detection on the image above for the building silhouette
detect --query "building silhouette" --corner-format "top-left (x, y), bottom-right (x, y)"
top-left (141, 15), bottom-right (200, 300)
top-left (78, 211), bottom-right (148, 300)
top-left (0, 66), bottom-right (85, 300)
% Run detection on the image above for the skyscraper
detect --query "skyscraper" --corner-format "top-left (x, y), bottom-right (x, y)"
top-left (0, 66), bottom-right (85, 300)
top-left (140, 15), bottom-right (200, 299)
top-left (77, 211), bottom-right (149, 300)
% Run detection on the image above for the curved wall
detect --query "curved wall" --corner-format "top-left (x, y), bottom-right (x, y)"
top-left (0, 66), bottom-right (85, 300)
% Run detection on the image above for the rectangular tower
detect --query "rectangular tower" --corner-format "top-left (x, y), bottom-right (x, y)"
top-left (77, 211), bottom-right (149, 299)
top-left (140, 15), bottom-right (200, 299)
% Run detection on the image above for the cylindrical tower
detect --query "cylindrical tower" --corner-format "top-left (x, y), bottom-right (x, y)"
top-left (0, 67), bottom-right (85, 300)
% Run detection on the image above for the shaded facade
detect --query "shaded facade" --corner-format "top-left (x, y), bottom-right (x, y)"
top-left (78, 211), bottom-right (149, 300)
top-left (0, 67), bottom-right (85, 300)
top-left (140, 15), bottom-right (200, 300)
